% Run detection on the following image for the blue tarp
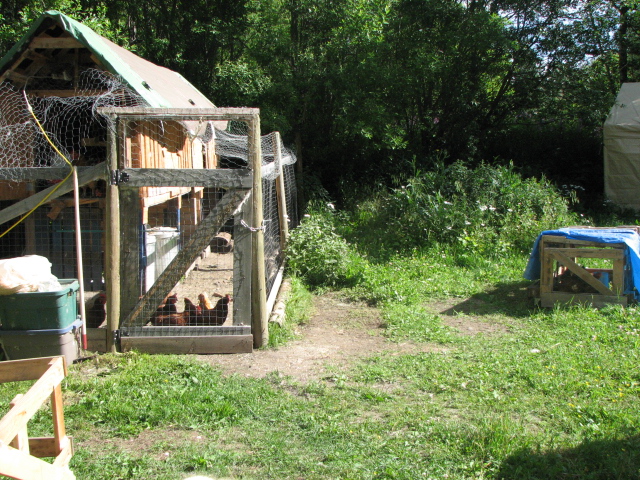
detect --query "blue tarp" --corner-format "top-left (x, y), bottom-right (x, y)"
top-left (524, 228), bottom-right (640, 299)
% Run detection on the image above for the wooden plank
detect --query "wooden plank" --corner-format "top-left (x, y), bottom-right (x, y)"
top-left (51, 436), bottom-right (73, 468)
top-left (50, 384), bottom-right (66, 454)
top-left (0, 443), bottom-right (76, 480)
top-left (541, 293), bottom-right (627, 308)
top-left (249, 115), bottom-right (268, 348)
top-left (539, 236), bottom-right (553, 294)
top-left (26, 89), bottom-right (107, 98)
top-left (266, 265), bottom-right (285, 316)
top-left (120, 335), bottom-right (253, 354)
top-left (9, 395), bottom-right (28, 453)
top-left (120, 168), bottom-right (252, 188)
top-left (0, 358), bottom-right (66, 445)
top-left (28, 437), bottom-right (67, 458)
top-left (0, 163), bottom-right (107, 225)
top-left (1, 69), bottom-right (29, 84)
top-left (613, 257), bottom-right (625, 295)
top-left (122, 188), bottom-right (250, 327)
top-left (86, 328), bottom-right (108, 352)
top-left (234, 191), bottom-right (253, 326)
top-left (98, 107), bottom-right (260, 121)
top-left (274, 133), bottom-right (289, 252)
top-left (106, 120), bottom-right (120, 353)
top-left (545, 247), bottom-right (625, 260)
top-left (31, 37), bottom-right (82, 49)
top-left (0, 167), bottom-right (99, 181)
top-left (119, 186), bottom-right (141, 322)
top-left (549, 251), bottom-right (614, 295)
top-left (0, 357), bottom-right (66, 383)
top-left (540, 235), bottom-right (625, 249)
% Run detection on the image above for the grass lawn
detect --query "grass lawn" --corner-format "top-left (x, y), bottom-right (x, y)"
top-left (2, 252), bottom-right (638, 479)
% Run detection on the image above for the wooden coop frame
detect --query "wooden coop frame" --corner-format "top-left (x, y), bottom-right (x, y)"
top-left (0, 356), bottom-right (74, 480)
top-left (538, 234), bottom-right (630, 308)
top-left (0, 12), bottom-right (296, 356)
top-left (99, 107), bottom-right (272, 353)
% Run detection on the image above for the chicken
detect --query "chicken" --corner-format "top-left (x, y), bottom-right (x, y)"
top-left (150, 292), bottom-right (179, 324)
top-left (191, 294), bottom-right (231, 326)
top-left (198, 292), bottom-right (213, 311)
top-left (156, 293), bottom-right (178, 315)
top-left (86, 293), bottom-right (107, 328)
top-left (183, 297), bottom-right (200, 321)
top-left (152, 313), bottom-right (187, 326)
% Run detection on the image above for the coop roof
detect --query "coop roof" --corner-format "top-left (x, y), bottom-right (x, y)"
top-left (0, 10), bottom-right (216, 111)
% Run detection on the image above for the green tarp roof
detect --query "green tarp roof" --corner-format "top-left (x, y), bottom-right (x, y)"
top-left (0, 10), bottom-right (216, 110)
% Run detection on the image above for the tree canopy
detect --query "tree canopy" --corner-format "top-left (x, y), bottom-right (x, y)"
top-left (1, 0), bottom-right (637, 204)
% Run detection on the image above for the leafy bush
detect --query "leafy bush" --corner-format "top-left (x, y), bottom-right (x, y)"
top-left (286, 204), bottom-right (363, 289)
top-left (342, 161), bottom-right (579, 259)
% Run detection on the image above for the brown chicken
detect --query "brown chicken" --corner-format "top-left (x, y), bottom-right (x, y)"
top-left (191, 294), bottom-right (231, 326)
top-left (152, 313), bottom-right (187, 326)
top-left (156, 293), bottom-right (178, 315)
top-left (198, 292), bottom-right (213, 311)
top-left (183, 297), bottom-right (200, 322)
top-left (86, 293), bottom-right (107, 328)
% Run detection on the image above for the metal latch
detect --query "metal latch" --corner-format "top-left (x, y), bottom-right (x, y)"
top-left (110, 170), bottom-right (130, 185)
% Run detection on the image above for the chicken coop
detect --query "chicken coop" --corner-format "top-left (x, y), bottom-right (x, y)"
top-left (0, 11), bottom-right (298, 353)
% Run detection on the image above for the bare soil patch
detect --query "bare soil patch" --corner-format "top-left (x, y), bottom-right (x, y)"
top-left (199, 293), bottom-right (446, 383)
top-left (170, 253), bottom-right (509, 383)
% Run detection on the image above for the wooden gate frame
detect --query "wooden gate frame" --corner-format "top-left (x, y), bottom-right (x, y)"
top-left (0, 356), bottom-right (74, 480)
top-left (99, 108), bottom-right (269, 352)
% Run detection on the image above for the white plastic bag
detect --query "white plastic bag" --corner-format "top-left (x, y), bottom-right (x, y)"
top-left (0, 255), bottom-right (62, 294)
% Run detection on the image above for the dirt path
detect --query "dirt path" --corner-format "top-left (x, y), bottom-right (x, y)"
top-left (173, 251), bottom-right (508, 383)
top-left (198, 292), bottom-right (448, 383)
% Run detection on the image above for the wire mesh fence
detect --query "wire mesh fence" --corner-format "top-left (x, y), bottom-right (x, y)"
top-left (0, 69), bottom-right (298, 349)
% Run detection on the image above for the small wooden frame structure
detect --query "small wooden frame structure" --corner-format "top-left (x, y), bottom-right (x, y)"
top-left (0, 356), bottom-right (74, 480)
top-left (538, 234), bottom-right (629, 308)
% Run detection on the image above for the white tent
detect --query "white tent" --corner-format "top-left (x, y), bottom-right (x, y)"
top-left (604, 83), bottom-right (640, 211)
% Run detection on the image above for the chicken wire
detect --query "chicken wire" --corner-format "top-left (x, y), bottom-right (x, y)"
top-left (0, 68), bottom-right (298, 340)
top-left (0, 69), bottom-right (145, 320)
top-left (114, 114), bottom-right (297, 335)
top-left (0, 69), bottom-right (144, 177)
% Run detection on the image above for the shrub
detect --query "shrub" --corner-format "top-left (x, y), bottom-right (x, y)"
top-left (286, 204), bottom-right (363, 289)
top-left (342, 161), bottom-right (579, 258)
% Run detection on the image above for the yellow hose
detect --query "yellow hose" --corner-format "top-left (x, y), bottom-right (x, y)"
top-left (0, 92), bottom-right (74, 238)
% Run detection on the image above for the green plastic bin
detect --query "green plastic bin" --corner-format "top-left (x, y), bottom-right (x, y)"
top-left (0, 279), bottom-right (79, 330)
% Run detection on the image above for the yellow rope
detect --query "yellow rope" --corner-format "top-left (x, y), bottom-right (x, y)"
top-left (0, 92), bottom-right (74, 239)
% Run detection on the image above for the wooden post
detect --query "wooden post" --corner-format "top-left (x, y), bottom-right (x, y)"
top-left (105, 116), bottom-right (121, 353)
top-left (274, 132), bottom-right (289, 252)
top-left (250, 114), bottom-right (268, 348)
top-left (119, 186), bottom-right (141, 318)
top-left (50, 383), bottom-right (66, 454)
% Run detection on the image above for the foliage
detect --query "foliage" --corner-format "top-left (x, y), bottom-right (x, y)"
top-left (342, 160), bottom-right (579, 260)
top-left (286, 203), bottom-right (364, 289)
top-left (1, 0), bottom-right (635, 197)
top-left (267, 276), bottom-right (314, 348)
